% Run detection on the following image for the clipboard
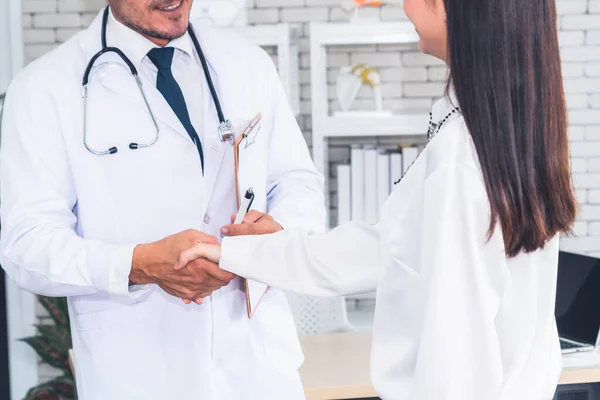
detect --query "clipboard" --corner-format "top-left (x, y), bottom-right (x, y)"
top-left (233, 113), bottom-right (270, 318)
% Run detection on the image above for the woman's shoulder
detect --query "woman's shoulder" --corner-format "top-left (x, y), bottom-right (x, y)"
top-left (425, 115), bottom-right (482, 179)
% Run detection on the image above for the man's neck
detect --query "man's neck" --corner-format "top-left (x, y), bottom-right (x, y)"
top-left (110, 9), bottom-right (170, 47)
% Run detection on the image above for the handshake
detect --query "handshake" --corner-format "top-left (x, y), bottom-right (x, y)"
top-left (129, 211), bottom-right (282, 304)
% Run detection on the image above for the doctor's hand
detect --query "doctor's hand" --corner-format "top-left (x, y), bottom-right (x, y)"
top-left (220, 211), bottom-right (283, 237)
top-left (173, 243), bottom-right (223, 305)
top-left (130, 230), bottom-right (234, 304)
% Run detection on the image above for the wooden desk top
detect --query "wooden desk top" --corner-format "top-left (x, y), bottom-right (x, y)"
top-left (300, 333), bottom-right (600, 400)
top-left (300, 333), bottom-right (374, 400)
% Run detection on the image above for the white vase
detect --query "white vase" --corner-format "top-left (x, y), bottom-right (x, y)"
top-left (336, 67), bottom-right (363, 112)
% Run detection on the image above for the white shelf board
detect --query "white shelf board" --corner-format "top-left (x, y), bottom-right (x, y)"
top-left (310, 22), bottom-right (419, 46)
top-left (320, 113), bottom-right (428, 137)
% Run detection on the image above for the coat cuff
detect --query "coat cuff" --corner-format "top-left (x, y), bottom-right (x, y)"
top-left (220, 237), bottom-right (252, 278)
top-left (95, 244), bottom-right (151, 299)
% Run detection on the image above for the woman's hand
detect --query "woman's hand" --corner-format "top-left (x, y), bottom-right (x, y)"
top-left (174, 242), bottom-right (222, 270)
top-left (174, 242), bottom-right (223, 304)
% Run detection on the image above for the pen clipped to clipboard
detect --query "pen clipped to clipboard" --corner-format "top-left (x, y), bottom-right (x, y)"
top-left (233, 113), bottom-right (270, 318)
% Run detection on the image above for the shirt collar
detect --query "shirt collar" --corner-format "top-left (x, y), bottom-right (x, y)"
top-left (168, 33), bottom-right (195, 61)
top-left (107, 9), bottom-right (195, 69)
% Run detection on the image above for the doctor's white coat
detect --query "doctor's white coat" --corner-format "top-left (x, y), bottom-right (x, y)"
top-left (0, 11), bottom-right (325, 400)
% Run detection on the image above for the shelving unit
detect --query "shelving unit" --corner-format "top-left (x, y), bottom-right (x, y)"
top-left (232, 24), bottom-right (301, 116)
top-left (310, 22), bottom-right (428, 219)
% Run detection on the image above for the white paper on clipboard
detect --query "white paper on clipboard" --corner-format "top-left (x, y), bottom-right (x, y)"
top-left (234, 114), bottom-right (270, 318)
top-left (246, 280), bottom-right (269, 318)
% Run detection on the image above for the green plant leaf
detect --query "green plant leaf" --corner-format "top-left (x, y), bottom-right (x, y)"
top-left (34, 324), bottom-right (72, 358)
top-left (47, 375), bottom-right (75, 398)
top-left (23, 375), bottom-right (75, 400)
top-left (20, 336), bottom-right (71, 374)
top-left (38, 296), bottom-right (69, 327)
top-left (23, 392), bottom-right (37, 400)
top-left (21, 297), bottom-right (75, 399)
top-left (24, 384), bottom-right (61, 400)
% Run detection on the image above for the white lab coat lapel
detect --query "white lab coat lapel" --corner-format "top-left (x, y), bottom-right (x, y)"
top-left (192, 26), bottom-right (245, 214)
top-left (83, 12), bottom-right (193, 144)
top-left (98, 73), bottom-right (193, 143)
top-left (83, 13), bottom-right (246, 215)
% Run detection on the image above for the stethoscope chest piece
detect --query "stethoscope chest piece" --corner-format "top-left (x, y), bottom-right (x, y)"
top-left (219, 120), bottom-right (235, 144)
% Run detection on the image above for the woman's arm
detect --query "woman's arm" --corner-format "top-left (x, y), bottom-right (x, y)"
top-left (177, 222), bottom-right (381, 297)
top-left (409, 163), bottom-right (508, 399)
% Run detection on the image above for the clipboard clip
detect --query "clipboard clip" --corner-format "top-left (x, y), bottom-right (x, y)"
top-left (242, 114), bottom-right (262, 149)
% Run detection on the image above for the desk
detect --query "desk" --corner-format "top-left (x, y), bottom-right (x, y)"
top-left (300, 333), bottom-right (600, 400)
top-left (300, 333), bottom-right (374, 400)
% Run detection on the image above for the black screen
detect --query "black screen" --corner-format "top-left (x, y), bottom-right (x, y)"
top-left (0, 271), bottom-right (10, 398)
top-left (555, 251), bottom-right (600, 345)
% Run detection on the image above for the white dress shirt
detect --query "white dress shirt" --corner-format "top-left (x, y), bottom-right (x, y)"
top-left (107, 12), bottom-right (206, 142)
top-left (221, 94), bottom-right (562, 400)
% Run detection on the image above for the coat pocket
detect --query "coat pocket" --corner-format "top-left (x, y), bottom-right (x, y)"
top-left (72, 289), bottom-right (152, 332)
top-left (255, 288), bottom-right (305, 378)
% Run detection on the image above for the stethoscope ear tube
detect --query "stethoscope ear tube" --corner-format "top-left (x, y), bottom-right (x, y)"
top-left (101, 4), bottom-right (108, 49)
top-left (82, 47), bottom-right (139, 86)
top-left (187, 24), bottom-right (226, 127)
top-left (83, 6), bottom-right (227, 155)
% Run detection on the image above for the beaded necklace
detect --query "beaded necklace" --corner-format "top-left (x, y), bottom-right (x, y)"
top-left (394, 106), bottom-right (460, 185)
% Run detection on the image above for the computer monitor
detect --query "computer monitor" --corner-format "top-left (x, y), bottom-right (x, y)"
top-left (555, 251), bottom-right (600, 346)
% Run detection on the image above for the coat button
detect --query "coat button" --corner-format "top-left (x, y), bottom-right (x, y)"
top-left (203, 214), bottom-right (211, 224)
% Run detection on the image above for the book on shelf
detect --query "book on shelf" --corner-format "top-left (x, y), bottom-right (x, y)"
top-left (389, 151), bottom-right (403, 189)
top-left (377, 152), bottom-right (390, 208)
top-left (337, 144), bottom-right (423, 228)
top-left (337, 165), bottom-right (352, 225)
top-left (351, 146), bottom-right (365, 222)
top-left (401, 146), bottom-right (419, 174)
top-left (364, 146), bottom-right (378, 225)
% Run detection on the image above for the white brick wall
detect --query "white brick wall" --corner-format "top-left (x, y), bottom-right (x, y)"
top-left (19, 0), bottom-right (600, 383)
top-left (556, 0), bottom-right (600, 256)
top-left (21, 0), bottom-right (102, 61)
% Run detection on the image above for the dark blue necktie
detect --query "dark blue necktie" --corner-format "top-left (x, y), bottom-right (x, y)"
top-left (147, 47), bottom-right (204, 173)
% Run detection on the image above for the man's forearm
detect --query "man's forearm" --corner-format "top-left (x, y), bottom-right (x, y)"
top-left (130, 243), bottom-right (156, 285)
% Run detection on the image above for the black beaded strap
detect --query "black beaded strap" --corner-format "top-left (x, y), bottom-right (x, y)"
top-left (427, 107), bottom-right (460, 142)
top-left (394, 107), bottom-right (461, 185)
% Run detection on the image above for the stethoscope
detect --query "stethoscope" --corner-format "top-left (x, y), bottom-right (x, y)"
top-left (82, 6), bottom-right (235, 156)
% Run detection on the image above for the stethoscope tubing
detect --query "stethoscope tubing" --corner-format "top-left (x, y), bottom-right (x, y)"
top-left (82, 6), bottom-right (227, 155)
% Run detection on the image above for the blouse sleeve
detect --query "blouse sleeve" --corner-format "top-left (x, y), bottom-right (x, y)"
top-left (410, 163), bottom-right (508, 399)
top-left (220, 222), bottom-right (381, 296)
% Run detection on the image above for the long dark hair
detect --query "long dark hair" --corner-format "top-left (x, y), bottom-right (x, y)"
top-left (444, 0), bottom-right (577, 257)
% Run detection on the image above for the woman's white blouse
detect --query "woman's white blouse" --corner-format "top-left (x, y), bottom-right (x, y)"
top-left (221, 95), bottom-right (562, 400)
